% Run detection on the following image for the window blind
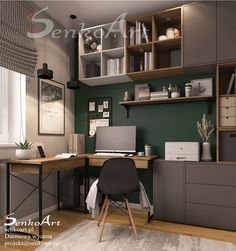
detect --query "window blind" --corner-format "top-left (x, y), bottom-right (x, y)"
top-left (0, 0), bottom-right (38, 77)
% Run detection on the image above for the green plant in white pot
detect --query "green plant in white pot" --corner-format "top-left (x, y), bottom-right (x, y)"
top-left (15, 140), bottom-right (33, 160)
top-left (197, 114), bottom-right (214, 161)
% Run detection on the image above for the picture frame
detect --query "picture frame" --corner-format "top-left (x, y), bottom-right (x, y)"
top-left (191, 77), bottom-right (213, 97)
top-left (38, 79), bottom-right (65, 135)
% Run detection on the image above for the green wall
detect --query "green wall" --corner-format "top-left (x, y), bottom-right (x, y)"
top-left (75, 73), bottom-right (216, 159)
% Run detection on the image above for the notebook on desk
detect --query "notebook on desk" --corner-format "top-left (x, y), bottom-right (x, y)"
top-left (55, 153), bottom-right (77, 158)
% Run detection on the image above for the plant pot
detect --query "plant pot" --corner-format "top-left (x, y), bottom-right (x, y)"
top-left (15, 149), bottom-right (32, 160)
top-left (171, 92), bottom-right (180, 98)
top-left (201, 142), bottom-right (212, 161)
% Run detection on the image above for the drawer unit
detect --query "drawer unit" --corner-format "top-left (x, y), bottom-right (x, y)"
top-left (220, 116), bottom-right (236, 127)
top-left (186, 183), bottom-right (236, 207)
top-left (186, 203), bottom-right (236, 230)
top-left (219, 131), bottom-right (236, 162)
top-left (220, 106), bottom-right (236, 117)
top-left (186, 162), bottom-right (236, 186)
top-left (220, 96), bottom-right (236, 107)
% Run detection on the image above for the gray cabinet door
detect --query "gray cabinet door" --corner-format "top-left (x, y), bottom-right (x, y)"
top-left (153, 160), bottom-right (185, 223)
top-left (183, 2), bottom-right (216, 66)
top-left (217, 2), bottom-right (236, 62)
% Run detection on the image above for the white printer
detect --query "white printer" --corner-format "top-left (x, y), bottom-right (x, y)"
top-left (165, 142), bottom-right (200, 161)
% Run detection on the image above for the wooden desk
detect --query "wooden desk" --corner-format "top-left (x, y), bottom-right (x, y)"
top-left (6, 156), bottom-right (86, 240)
top-left (6, 154), bottom-right (157, 240)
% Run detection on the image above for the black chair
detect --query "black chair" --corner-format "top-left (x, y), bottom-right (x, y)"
top-left (97, 158), bottom-right (140, 242)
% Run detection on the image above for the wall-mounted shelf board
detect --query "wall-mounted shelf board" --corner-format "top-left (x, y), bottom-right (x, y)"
top-left (126, 66), bottom-right (184, 81)
top-left (120, 95), bottom-right (213, 118)
top-left (80, 74), bottom-right (132, 86)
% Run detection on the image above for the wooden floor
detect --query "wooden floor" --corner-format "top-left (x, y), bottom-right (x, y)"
top-left (0, 208), bottom-right (236, 251)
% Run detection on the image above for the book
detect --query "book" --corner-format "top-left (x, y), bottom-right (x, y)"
top-left (129, 26), bottom-right (135, 46)
top-left (135, 20), bottom-right (141, 45)
top-left (142, 23), bottom-right (149, 43)
top-left (55, 153), bottom-right (77, 158)
top-left (148, 52), bottom-right (153, 70)
top-left (144, 52), bottom-right (149, 71)
top-left (138, 86), bottom-right (150, 100)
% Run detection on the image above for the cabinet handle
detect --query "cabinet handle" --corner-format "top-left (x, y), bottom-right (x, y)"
top-left (230, 134), bottom-right (236, 137)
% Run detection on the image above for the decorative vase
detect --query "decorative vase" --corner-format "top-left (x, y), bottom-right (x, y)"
top-left (15, 149), bottom-right (31, 160)
top-left (201, 142), bottom-right (212, 161)
top-left (171, 92), bottom-right (180, 98)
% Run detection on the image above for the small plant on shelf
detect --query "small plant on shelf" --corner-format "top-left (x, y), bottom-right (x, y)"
top-left (15, 139), bottom-right (33, 160)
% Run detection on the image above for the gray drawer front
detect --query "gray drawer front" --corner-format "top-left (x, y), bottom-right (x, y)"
top-left (186, 203), bottom-right (236, 230)
top-left (186, 184), bottom-right (236, 207)
top-left (186, 162), bottom-right (236, 186)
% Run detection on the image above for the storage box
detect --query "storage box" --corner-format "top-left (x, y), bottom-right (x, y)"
top-left (165, 142), bottom-right (200, 161)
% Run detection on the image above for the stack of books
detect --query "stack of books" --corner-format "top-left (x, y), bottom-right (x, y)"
top-left (150, 91), bottom-right (169, 100)
top-left (129, 21), bottom-right (150, 45)
top-left (107, 57), bottom-right (125, 76)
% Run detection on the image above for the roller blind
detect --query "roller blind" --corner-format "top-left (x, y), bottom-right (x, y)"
top-left (0, 0), bottom-right (38, 77)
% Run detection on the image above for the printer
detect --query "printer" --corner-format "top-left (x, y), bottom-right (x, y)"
top-left (165, 142), bottom-right (200, 161)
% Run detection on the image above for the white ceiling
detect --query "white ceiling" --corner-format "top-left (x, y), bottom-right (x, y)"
top-left (32, 1), bottom-right (191, 29)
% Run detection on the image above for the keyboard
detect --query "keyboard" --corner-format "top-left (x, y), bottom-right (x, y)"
top-left (94, 152), bottom-right (128, 157)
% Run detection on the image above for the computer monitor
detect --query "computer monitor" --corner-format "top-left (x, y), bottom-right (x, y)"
top-left (95, 126), bottom-right (136, 153)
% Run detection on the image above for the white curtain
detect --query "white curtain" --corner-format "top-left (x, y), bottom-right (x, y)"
top-left (0, 0), bottom-right (38, 77)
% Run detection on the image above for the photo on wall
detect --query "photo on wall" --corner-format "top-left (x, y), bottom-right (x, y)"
top-left (38, 79), bottom-right (65, 135)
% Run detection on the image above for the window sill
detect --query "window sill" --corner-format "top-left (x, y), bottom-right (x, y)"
top-left (0, 143), bottom-right (16, 148)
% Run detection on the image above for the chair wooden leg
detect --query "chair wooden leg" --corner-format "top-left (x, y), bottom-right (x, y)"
top-left (124, 197), bottom-right (138, 240)
top-left (99, 196), bottom-right (110, 242)
top-left (97, 196), bottom-right (108, 227)
top-left (124, 200), bottom-right (131, 226)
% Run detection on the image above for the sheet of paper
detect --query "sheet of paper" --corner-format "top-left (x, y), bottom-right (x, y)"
top-left (89, 102), bottom-right (95, 111)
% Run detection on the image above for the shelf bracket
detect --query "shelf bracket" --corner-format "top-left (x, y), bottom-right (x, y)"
top-left (122, 105), bottom-right (129, 119)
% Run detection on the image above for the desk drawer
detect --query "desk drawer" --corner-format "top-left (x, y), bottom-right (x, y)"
top-left (186, 162), bottom-right (236, 186)
top-left (220, 96), bottom-right (236, 107)
top-left (186, 183), bottom-right (236, 207)
top-left (220, 106), bottom-right (236, 117)
top-left (186, 203), bottom-right (236, 230)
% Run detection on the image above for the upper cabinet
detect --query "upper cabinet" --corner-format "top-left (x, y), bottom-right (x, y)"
top-left (217, 1), bottom-right (236, 62)
top-left (78, 2), bottom-right (235, 86)
top-left (183, 2), bottom-right (216, 66)
top-left (79, 21), bottom-right (132, 86)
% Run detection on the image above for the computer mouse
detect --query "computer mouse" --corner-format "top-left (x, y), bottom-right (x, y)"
top-left (128, 154), bottom-right (134, 157)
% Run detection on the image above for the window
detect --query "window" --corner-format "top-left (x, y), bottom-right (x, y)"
top-left (0, 67), bottom-right (26, 144)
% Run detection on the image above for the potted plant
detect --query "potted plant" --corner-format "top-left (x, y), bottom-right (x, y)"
top-left (197, 114), bottom-right (214, 161)
top-left (171, 85), bottom-right (180, 98)
top-left (15, 140), bottom-right (33, 160)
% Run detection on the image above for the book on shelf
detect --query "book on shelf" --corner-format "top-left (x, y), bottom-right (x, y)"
top-left (107, 57), bottom-right (124, 76)
top-left (135, 84), bottom-right (149, 100)
top-left (129, 26), bottom-right (135, 46)
top-left (138, 86), bottom-right (150, 100)
top-left (144, 52), bottom-right (153, 71)
top-left (142, 23), bottom-right (149, 43)
top-left (135, 20), bottom-right (141, 45)
top-left (150, 91), bottom-right (168, 100)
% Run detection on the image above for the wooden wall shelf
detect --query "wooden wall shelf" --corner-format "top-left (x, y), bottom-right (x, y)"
top-left (120, 95), bottom-right (213, 118)
top-left (127, 66), bottom-right (184, 81)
